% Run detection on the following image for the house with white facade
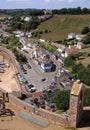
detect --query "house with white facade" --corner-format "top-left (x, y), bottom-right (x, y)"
top-left (26, 32), bottom-right (32, 38)
top-left (21, 45), bottom-right (30, 53)
top-left (19, 37), bottom-right (27, 45)
top-left (77, 42), bottom-right (84, 49)
top-left (39, 39), bottom-right (46, 42)
top-left (13, 30), bottom-right (24, 38)
top-left (57, 44), bottom-right (66, 53)
top-left (76, 34), bottom-right (86, 41)
top-left (68, 33), bottom-right (76, 39)
top-left (40, 54), bottom-right (53, 72)
top-left (3, 32), bottom-right (11, 37)
top-left (24, 17), bottom-right (32, 22)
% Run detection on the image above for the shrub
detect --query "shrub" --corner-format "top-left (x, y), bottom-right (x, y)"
top-left (52, 90), bottom-right (70, 111)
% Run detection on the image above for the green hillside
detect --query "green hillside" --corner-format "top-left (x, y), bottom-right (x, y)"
top-left (38, 15), bottom-right (90, 41)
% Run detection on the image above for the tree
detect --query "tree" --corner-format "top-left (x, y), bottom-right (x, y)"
top-left (77, 69), bottom-right (90, 85)
top-left (64, 54), bottom-right (75, 67)
top-left (81, 27), bottom-right (89, 34)
top-left (52, 90), bottom-right (70, 111)
top-left (82, 8), bottom-right (89, 14)
top-left (72, 63), bottom-right (84, 78)
top-left (2, 37), bottom-right (9, 44)
top-left (83, 31), bottom-right (90, 44)
top-left (44, 29), bottom-right (48, 33)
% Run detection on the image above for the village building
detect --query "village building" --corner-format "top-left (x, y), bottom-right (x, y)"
top-left (40, 54), bottom-right (53, 72)
top-left (39, 39), bottom-right (46, 42)
top-left (13, 30), bottom-right (25, 38)
top-left (64, 45), bottom-right (78, 57)
top-left (24, 16), bottom-right (32, 22)
top-left (76, 42), bottom-right (84, 49)
top-left (19, 37), bottom-right (28, 45)
top-left (76, 34), bottom-right (86, 41)
top-left (26, 32), bottom-right (32, 38)
top-left (68, 33), bottom-right (76, 39)
top-left (57, 44), bottom-right (66, 53)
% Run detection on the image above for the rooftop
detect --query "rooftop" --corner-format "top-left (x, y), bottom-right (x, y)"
top-left (70, 81), bottom-right (83, 96)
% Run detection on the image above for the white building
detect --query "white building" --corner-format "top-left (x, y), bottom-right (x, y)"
top-left (40, 54), bottom-right (53, 72)
top-left (57, 45), bottom-right (66, 53)
top-left (68, 33), bottom-right (76, 39)
top-left (26, 32), bottom-right (32, 38)
top-left (41, 60), bottom-right (53, 72)
top-left (77, 42), bottom-right (84, 49)
top-left (19, 37), bottom-right (27, 45)
top-left (40, 39), bottom-right (46, 42)
top-left (76, 34), bottom-right (86, 41)
top-left (13, 30), bottom-right (24, 38)
top-left (21, 46), bottom-right (30, 52)
top-left (24, 17), bottom-right (31, 22)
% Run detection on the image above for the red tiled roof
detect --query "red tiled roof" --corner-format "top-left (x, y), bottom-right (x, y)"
top-left (31, 92), bottom-right (43, 98)
top-left (66, 48), bottom-right (78, 54)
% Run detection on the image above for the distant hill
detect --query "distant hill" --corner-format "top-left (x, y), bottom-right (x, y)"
top-left (38, 15), bottom-right (90, 41)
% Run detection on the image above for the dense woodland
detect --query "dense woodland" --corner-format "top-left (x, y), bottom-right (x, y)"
top-left (0, 7), bottom-right (90, 16)
top-left (52, 7), bottom-right (90, 15)
top-left (52, 88), bottom-right (90, 111)
top-left (64, 53), bottom-right (90, 85)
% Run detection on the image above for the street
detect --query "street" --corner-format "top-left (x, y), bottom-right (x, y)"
top-left (18, 48), bottom-right (73, 93)
top-left (23, 57), bottom-right (56, 92)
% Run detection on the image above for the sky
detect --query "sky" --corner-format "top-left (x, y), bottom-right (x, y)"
top-left (0, 0), bottom-right (90, 9)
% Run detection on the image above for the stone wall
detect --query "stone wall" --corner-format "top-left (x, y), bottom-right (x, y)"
top-left (83, 107), bottom-right (90, 119)
top-left (38, 108), bottom-right (67, 126)
top-left (8, 94), bottom-right (68, 126)
top-left (1, 47), bottom-right (90, 128)
top-left (8, 89), bottom-right (90, 128)
top-left (0, 89), bottom-right (90, 128)
top-left (9, 94), bottom-right (34, 113)
top-left (69, 95), bottom-right (78, 127)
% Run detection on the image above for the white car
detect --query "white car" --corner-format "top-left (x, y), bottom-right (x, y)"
top-left (28, 84), bottom-right (36, 92)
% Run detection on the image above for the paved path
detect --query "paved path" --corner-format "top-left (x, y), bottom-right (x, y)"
top-left (18, 111), bottom-right (49, 127)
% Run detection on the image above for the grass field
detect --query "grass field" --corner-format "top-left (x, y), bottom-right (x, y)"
top-left (77, 56), bottom-right (90, 67)
top-left (38, 15), bottom-right (90, 41)
top-left (79, 47), bottom-right (90, 53)
top-left (78, 47), bottom-right (90, 67)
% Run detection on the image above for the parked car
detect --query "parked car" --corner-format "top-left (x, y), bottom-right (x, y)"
top-left (41, 77), bottom-right (46, 82)
top-left (51, 82), bottom-right (56, 86)
top-left (27, 84), bottom-right (36, 92)
top-left (20, 64), bottom-right (24, 70)
top-left (26, 63), bottom-right (31, 69)
top-left (23, 69), bottom-right (27, 74)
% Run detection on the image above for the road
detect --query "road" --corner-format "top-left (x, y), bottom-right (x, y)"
top-left (18, 48), bottom-right (73, 92)
top-left (18, 49), bottom-right (57, 91)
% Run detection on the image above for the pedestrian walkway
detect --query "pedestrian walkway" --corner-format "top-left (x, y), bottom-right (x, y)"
top-left (18, 111), bottom-right (49, 127)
